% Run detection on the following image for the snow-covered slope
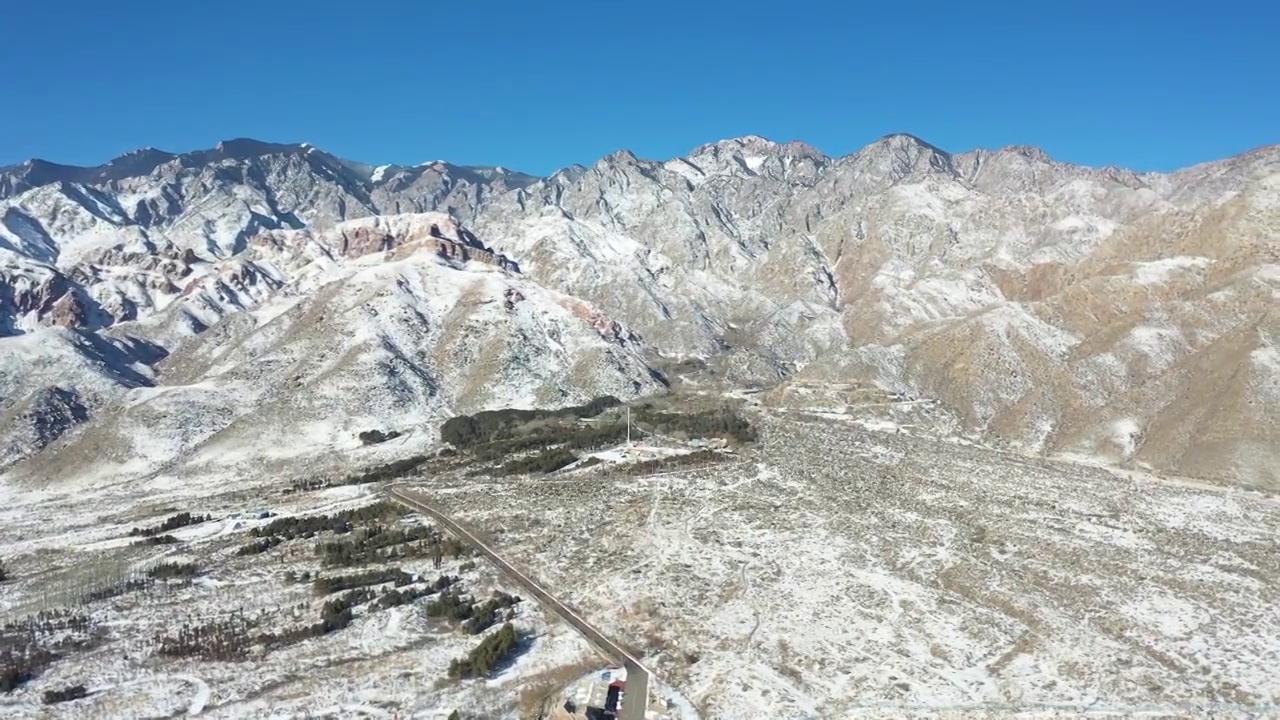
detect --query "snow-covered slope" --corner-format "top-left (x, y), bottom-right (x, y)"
top-left (1, 135), bottom-right (1276, 486)
top-left (0, 211), bottom-right (661, 482)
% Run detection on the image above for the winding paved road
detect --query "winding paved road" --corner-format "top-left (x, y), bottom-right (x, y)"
top-left (386, 484), bottom-right (651, 720)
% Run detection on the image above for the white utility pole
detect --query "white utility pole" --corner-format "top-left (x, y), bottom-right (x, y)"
top-left (626, 406), bottom-right (632, 446)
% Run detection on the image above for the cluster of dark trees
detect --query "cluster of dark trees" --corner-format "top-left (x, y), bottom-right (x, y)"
top-left (314, 522), bottom-right (437, 567)
top-left (235, 536), bottom-right (283, 556)
top-left (340, 456), bottom-right (430, 485)
top-left (460, 421), bottom-right (630, 469)
top-left (251, 502), bottom-right (404, 541)
top-left (156, 614), bottom-right (258, 661)
top-left (447, 622), bottom-right (521, 679)
top-left (462, 591), bottom-right (521, 635)
top-left (358, 429), bottom-right (402, 446)
top-left (2, 611), bottom-right (91, 639)
top-left (313, 568), bottom-right (414, 596)
top-left (129, 512), bottom-right (211, 538)
top-left (632, 405), bottom-right (757, 443)
top-left (376, 574), bottom-right (460, 609)
top-left (440, 397), bottom-right (756, 479)
top-left (498, 447), bottom-right (578, 476)
top-left (2, 611), bottom-right (103, 693)
top-left (321, 588), bottom-right (375, 621)
top-left (0, 558), bottom-right (7, 582)
top-left (612, 449), bottom-right (730, 477)
top-left (0, 646), bottom-right (56, 693)
top-left (148, 562), bottom-right (201, 580)
top-left (240, 502), bottom-right (408, 553)
top-left (155, 574), bottom-right (473, 661)
top-left (83, 578), bottom-right (150, 603)
top-left (425, 589), bottom-right (521, 635)
top-left (288, 478), bottom-right (327, 492)
top-left (441, 396), bottom-right (621, 448)
top-left (288, 455), bottom-right (429, 493)
top-left (133, 534), bottom-right (180, 546)
top-left (255, 590), bottom-right (370, 651)
top-left (163, 589), bottom-right (378, 658)
top-left (42, 683), bottom-right (88, 705)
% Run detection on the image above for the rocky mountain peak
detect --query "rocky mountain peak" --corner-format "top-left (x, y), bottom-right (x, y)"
top-left (843, 132), bottom-right (955, 183)
top-left (999, 144), bottom-right (1055, 164)
top-left (210, 138), bottom-right (305, 160)
top-left (690, 134), bottom-right (827, 161)
top-left (597, 149), bottom-right (642, 167)
top-left (871, 132), bottom-right (949, 153)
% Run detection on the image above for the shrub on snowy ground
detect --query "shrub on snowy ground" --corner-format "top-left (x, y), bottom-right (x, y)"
top-left (358, 429), bottom-right (402, 445)
top-left (134, 533), bottom-right (180, 546)
top-left (129, 512), bottom-right (211, 537)
top-left (42, 683), bottom-right (88, 704)
top-left (0, 558), bottom-right (7, 582)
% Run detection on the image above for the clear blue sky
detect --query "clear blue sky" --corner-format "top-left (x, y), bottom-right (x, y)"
top-left (1, 0), bottom-right (1274, 175)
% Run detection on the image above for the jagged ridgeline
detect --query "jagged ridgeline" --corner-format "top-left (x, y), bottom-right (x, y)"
top-left (3, 134), bottom-right (1274, 486)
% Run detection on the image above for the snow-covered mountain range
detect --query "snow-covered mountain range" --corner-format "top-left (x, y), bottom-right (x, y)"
top-left (1, 134), bottom-right (1276, 487)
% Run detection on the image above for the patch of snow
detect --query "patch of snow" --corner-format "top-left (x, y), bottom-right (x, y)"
top-left (1131, 256), bottom-right (1211, 285)
top-left (1125, 323), bottom-right (1186, 373)
top-left (980, 303), bottom-right (1081, 360)
top-left (1251, 343), bottom-right (1279, 372)
top-left (1110, 418), bottom-right (1143, 457)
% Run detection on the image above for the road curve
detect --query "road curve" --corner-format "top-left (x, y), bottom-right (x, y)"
top-left (385, 484), bottom-right (652, 720)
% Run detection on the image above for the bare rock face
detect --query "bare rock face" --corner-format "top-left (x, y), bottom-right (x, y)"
top-left (0, 206), bottom-right (659, 481)
top-left (0, 135), bottom-right (1276, 487)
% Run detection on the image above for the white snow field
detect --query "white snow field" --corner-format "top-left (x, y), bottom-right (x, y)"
top-left (416, 414), bottom-right (1280, 719)
top-left (0, 476), bottom-right (647, 719)
top-left (1, 407), bottom-right (1277, 718)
